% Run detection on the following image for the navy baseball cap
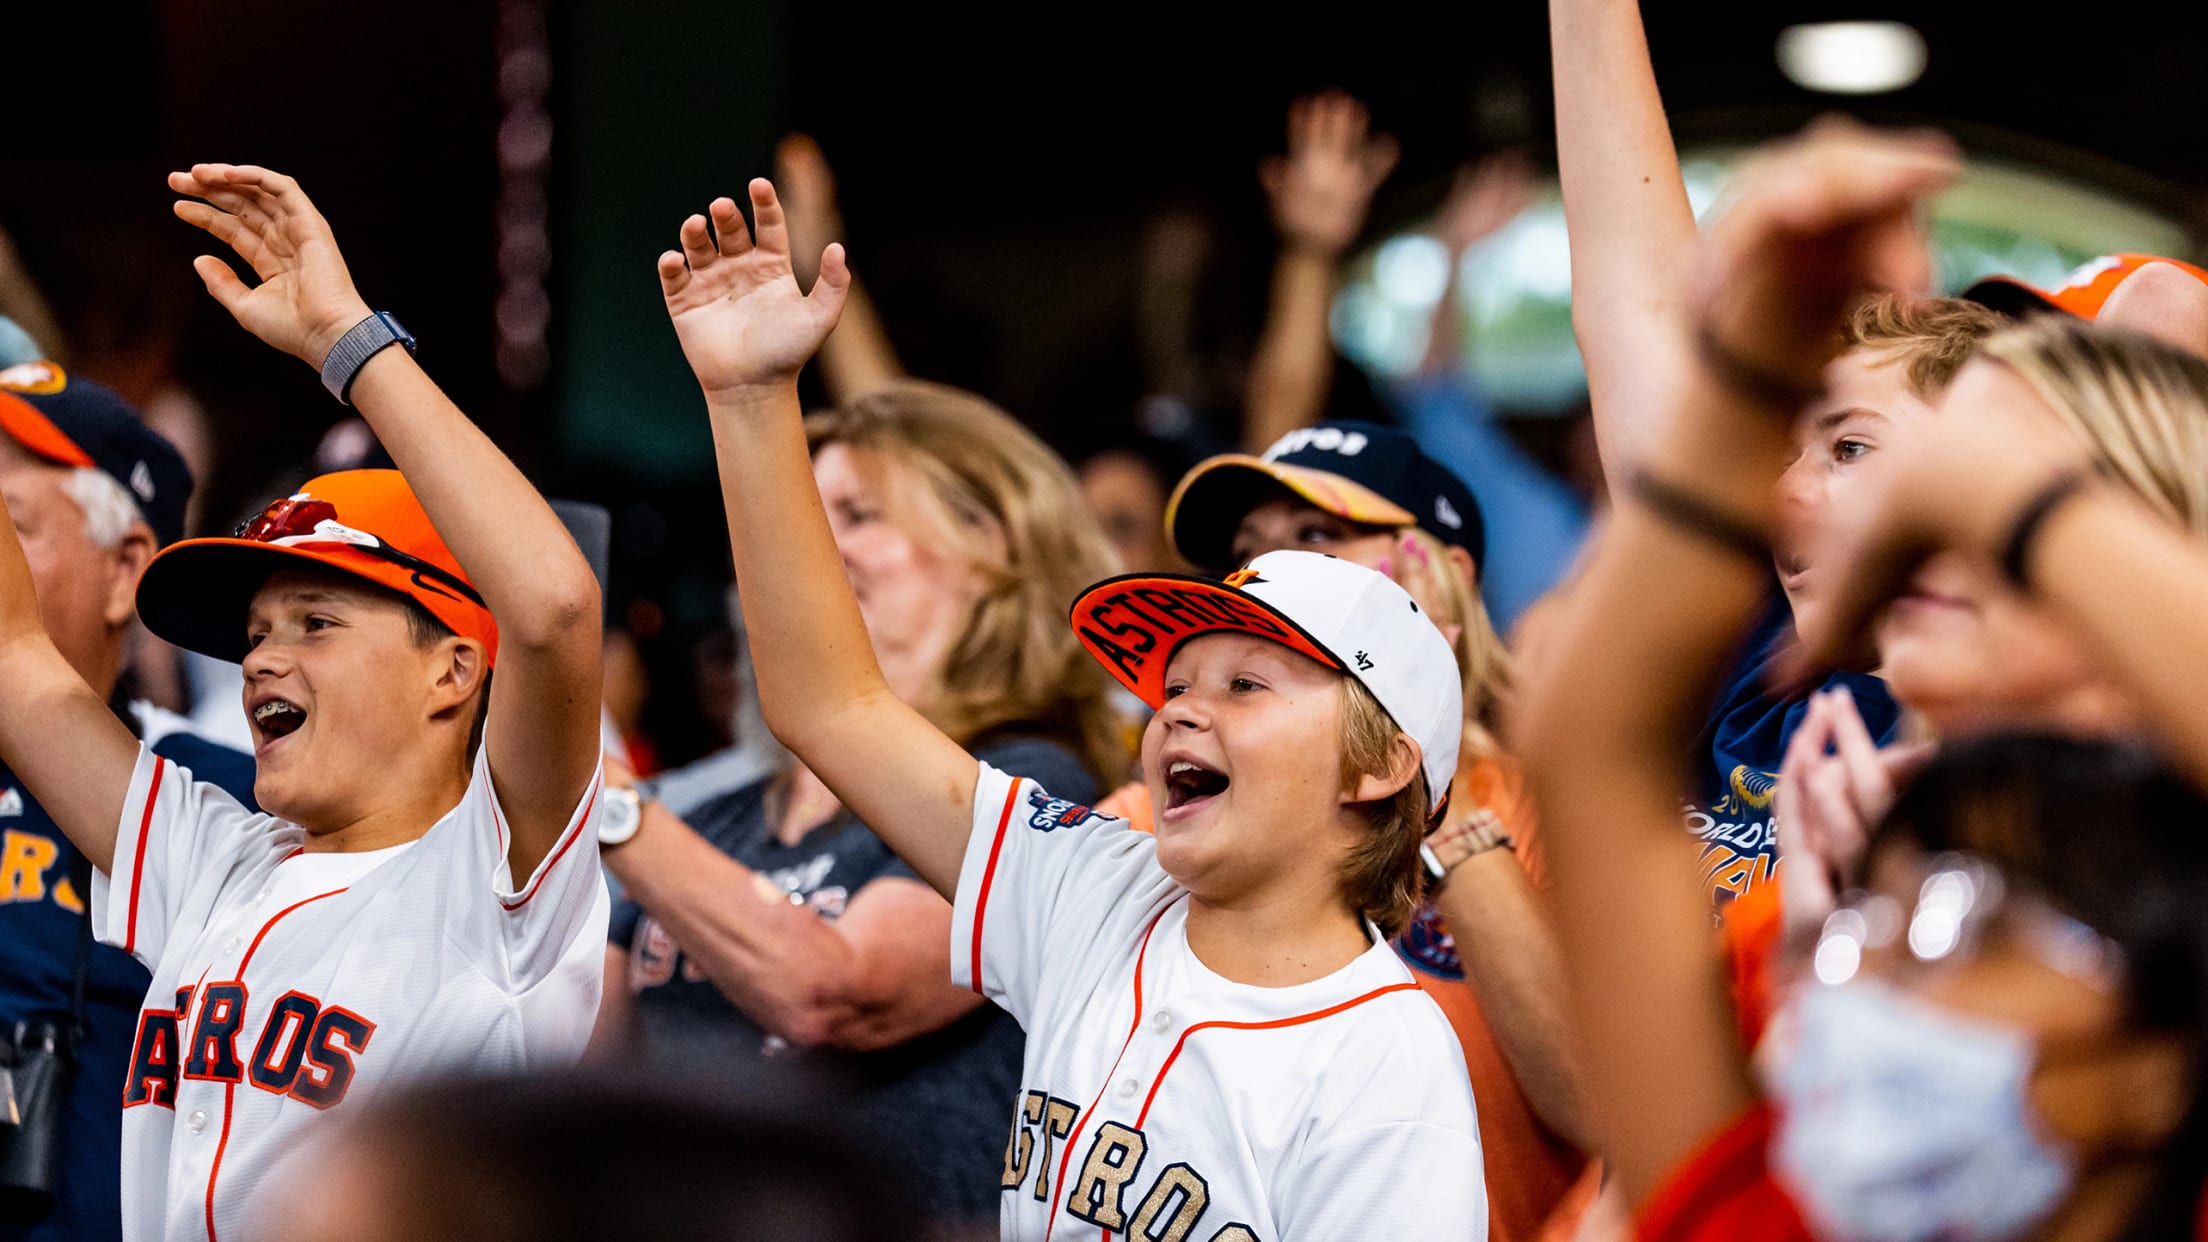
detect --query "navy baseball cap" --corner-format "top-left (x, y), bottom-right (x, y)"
top-left (0, 362), bottom-right (192, 546)
top-left (1165, 421), bottom-right (1485, 575)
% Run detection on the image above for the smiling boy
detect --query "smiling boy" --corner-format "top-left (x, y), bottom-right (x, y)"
top-left (0, 165), bottom-right (608, 1241)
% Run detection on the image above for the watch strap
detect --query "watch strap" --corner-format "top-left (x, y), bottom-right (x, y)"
top-left (320, 312), bottom-right (417, 405)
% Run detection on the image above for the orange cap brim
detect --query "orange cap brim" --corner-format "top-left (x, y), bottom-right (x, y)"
top-left (1069, 571), bottom-right (1342, 708)
top-left (0, 391), bottom-right (94, 468)
top-left (137, 537), bottom-right (500, 666)
top-left (1165, 456), bottom-right (1416, 572)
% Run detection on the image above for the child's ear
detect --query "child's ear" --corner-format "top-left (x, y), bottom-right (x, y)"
top-left (430, 638), bottom-right (488, 716)
top-left (1343, 733), bottom-right (1421, 804)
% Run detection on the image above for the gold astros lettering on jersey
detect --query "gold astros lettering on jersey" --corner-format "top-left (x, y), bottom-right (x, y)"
top-left (1000, 1091), bottom-right (1079, 1198)
top-left (1064, 1121), bottom-right (1149, 1229)
top-left (1126, 1161), bottom-right (1210, 1241)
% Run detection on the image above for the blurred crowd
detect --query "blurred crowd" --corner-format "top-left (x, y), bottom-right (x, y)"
top-left (5, 3), bottom-right (2208, 1242)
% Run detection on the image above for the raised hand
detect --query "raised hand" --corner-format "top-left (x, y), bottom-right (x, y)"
top-left (1694, 120), bottom-right (1956, 399)
top-left (1259, 91), bottom-right (1400, 258)
top-left (659, 180), bottom-right (850, 399)
top-left (1434, 152), bottom-right (1535, 256)
top-left (170, 164), bottom-right (374, 368)
top-left (775, 135), bottom-right (844, 289)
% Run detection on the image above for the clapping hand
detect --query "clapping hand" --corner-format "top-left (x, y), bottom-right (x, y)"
top-left (659, 180), bottom-right (851, 399)
top-left (1259, 91), bottom-right (1400, 258)
top-left (1775, 687), bottom-right (1932, 932)
top-left (170, 164), bottom-right (374, 369)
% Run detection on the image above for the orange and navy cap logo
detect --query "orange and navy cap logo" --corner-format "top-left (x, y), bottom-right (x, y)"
top-left (1222, 568), bottom-right (1265, 589)
top-left (0, 362), bottom-right (68, 395)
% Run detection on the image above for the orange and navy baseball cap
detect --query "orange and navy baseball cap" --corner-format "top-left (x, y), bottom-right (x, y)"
top-left (0, 362), bottom-right (192, 546)
top-left (1165, 421), bottom-right (1485, 575)
top-left (136, 469), bottom-right (498, 665)
top-left (1964, 253), bottom-right (2208, 322)
top-left (1070, 549), bottom-right (1462, 812)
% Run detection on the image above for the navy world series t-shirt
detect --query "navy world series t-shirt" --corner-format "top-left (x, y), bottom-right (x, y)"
top-left (0, 722), bottom-right (257, 1242)
top-left (1688, 594), bottom-right (1899, 910)
top-left (610, 735), bottom-right (1096, 1224)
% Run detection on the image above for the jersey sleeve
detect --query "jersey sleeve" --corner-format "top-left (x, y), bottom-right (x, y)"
top-left (1280, 1121), bottom-right (1489, 1241)
top-left (91, 744), bottom-right (291, 969)
top-left (462, 743), bottom-right (612, 993)
top-left (949, 761), bottom-right (1171, 1026)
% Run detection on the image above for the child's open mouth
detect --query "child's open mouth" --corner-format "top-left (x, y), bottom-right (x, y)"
top-left (253, 698), bottom-right (307, 744)
top-left (1164, 759), bottom-right (1229, 812)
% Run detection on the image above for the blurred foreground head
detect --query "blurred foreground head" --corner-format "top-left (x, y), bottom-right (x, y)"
top-left (253, 1070), bottom-right (911, 1242)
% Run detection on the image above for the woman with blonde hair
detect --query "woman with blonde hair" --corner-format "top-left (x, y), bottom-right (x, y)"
top-left (591, 379), bottom-right (1125, 1228)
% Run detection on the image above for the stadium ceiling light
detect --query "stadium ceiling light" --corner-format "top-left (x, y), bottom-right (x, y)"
top-left (1776, 21), bottom-right (1928, 94)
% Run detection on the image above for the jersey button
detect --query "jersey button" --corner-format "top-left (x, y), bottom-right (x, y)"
top-left (222, 936), bottom-right (240, 954)
top-left (1150, 1009), bottom-right (1174, 1033)
top-left (1115, 1077), bottom-right (1139, 1101)
top-left (186, 1110), bottom-right (208, 1134)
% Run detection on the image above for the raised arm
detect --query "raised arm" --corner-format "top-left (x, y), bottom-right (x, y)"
top-left (0, 497), bottom-right (141, 873)
top-left (1549, 0), bottom-right (1702, 493)
top-left (1516, 126), bottom-right (1957, 1206)
top-left (776, 135), bottom-right (907, 404)
top-left (659, 179), bottom-right (977, 896)
top-left (1243, 91), bottom-right (1398, 453)
top-left (170, 164), bottom-right (602, 876)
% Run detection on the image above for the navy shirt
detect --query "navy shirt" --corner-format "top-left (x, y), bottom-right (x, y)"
top-left (1688, 594), bottom-right (1900, 910)
top-left (0, 724), bottom-right (257, 1242)
top-left (610, 735), bottom-right (1095, 1224)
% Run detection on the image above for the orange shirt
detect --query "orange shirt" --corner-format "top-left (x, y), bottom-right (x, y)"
top-left (1098, 755), bottom-right (1591, 1242)
top-left (1718, 880), bottom-right (1786, 1053)
top-left (1637, 1107), bottom-right (1813, 1242)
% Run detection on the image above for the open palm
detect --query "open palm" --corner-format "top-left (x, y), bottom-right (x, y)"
top-left (659, 179), bottom-right (849, 396)
top-left (169, 164), bottom-right (374, 367)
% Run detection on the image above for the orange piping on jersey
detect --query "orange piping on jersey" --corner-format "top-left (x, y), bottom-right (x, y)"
top-left (204, 1080), bottom-right (237, 1241)
top-left (1071, 981), bottom-right (1423, 1241)
top-left (1132, 981), bottom-right (1423, 1130)
top-left (498, 773), bottom-right (604, 911)
top-left (203, 885), bottom-right (351, 1242)
top-left (1044, 912), bottom-right (1165, 1242)
top-left (966, 779), bottom-right (1025, 996)
top-left (124, 757), bottom-right (168, 955)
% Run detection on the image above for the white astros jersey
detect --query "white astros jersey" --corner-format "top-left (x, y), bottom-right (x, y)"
top-left (89, 742), bottom-right (610, 1242)
top-left (953, 763), bottom-right (1487, 1241)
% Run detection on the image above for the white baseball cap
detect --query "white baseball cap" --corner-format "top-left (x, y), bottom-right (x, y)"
top-left (1069, 549), bottom-right (1462, 814)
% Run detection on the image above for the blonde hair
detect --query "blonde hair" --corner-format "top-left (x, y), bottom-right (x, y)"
top-left (1979, 317), bottom-right (2208, 534)
top-left (1387, 526), bottom-right (1509, 766)
top-left (1845, 294), bottom-right (2005, 395)
top-left (1336, 677), bottom-right (1431, 938)
top-left (806, 381), bottom-right (1128, 782)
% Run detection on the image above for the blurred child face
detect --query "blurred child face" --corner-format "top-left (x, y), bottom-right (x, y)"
top-left (243, 568), bottom-right (473, 830)
top-left (813, 443), bottom-right (995, 703)
top-left (1777, 346), bottom-right (1938, 656)
top-left (1230, 496), bottom-right (1399, 574)
top-left (1874, 363), bottom-right (2134, 737)
top-left (1141, 633), bottom-right (1359, 908)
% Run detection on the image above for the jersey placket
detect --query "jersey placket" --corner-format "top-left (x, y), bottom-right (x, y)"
top-left (171, 869), bottom-right (348, 1240)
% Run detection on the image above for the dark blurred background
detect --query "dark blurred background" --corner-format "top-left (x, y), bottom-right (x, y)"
top-left (5, 0), bottom-right (2204, 766)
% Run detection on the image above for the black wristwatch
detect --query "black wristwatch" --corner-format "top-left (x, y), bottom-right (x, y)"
top-left (320, 311), bottom-right (418, 405)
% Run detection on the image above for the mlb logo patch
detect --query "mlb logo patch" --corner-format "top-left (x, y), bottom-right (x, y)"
top-left (1026, 790), bottom-right (1103, 833)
